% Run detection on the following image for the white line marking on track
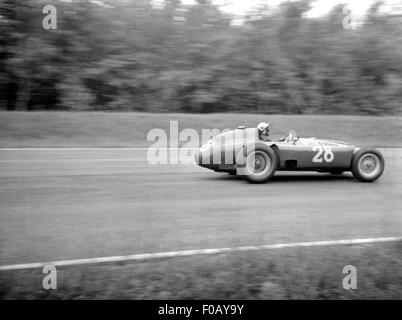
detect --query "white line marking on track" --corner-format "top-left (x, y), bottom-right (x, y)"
top-left (0, 147), bottom-right (400, 151)
top-left (1, 236), bottom-right (401, 271)
top-left (0, 159), bottom-right (145, 163)
top-left (0, 148), bottom-right (198, 151)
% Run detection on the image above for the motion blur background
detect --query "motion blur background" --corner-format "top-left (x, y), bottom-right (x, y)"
top-left (1, 0), bottom-right (402, 115)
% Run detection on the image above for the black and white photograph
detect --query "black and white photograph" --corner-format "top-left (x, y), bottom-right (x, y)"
top-left (0, 0), bottom-right (401, 306)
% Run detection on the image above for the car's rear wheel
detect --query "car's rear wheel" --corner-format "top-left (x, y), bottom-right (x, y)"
top-left (237, 145), bottom-right (278, 183)
top-left (351, 148), bottom-right (384, 182)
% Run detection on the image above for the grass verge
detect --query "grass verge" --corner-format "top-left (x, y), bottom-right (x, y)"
top-left (1, 241), bottom-right (402, 299)
top-left (0, 112), bottom-right (401, 147)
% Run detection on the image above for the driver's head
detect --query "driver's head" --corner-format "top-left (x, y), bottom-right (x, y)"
top-left (257, 122), bottom-right (270, 136)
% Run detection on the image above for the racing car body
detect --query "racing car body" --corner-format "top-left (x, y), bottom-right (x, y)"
top-left (195, 126), bottom-right (384, 183)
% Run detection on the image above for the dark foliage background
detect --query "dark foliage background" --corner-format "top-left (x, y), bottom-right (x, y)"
top-left (1, 0), bottom-right (402, 114)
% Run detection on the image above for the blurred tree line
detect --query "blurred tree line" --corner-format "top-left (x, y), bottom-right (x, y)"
top-left (1, 0), bottom-right (401, 114)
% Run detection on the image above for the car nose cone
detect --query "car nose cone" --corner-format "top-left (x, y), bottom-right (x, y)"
top-left (194, 149), bottom-right (201, 165)
top-left (195, 145), bottom-right (213, 167)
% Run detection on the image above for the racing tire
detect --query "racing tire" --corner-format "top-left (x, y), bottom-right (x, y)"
top-left (351, 148), bottom-right (384, 182)
top-left (236, 145), bottom-right (278, 183)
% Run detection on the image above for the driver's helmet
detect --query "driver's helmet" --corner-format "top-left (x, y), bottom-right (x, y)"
top-left (257, 122), bottom-right (270, 137)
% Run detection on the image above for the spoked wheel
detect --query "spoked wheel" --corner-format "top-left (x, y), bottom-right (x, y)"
top-left (236, 145), bottom-right (278, 183)
top-left (351, 148), bottom-right (384, 182)
top-left (247, 151), bottom-right (270, 175)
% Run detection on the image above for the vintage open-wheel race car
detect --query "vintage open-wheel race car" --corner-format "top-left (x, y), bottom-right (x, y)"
top-left (194, 123), bottom-right (384, 183)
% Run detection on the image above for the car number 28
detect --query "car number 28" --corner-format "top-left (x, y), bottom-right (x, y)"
top-left (312, 145), bottom-right (334, 163)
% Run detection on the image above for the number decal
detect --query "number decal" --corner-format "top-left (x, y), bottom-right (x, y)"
top-left (312, 146), bottom-right (323, 163)
top-left (323, 146), bottom-right (334, 162)
top-left (313, 145), bottom-right (334, 163)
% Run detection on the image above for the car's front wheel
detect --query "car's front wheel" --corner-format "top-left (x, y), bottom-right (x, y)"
top-left (236, 145), bottom-right (278, 183)
top-left (351, 148), bottom-right (384, 182)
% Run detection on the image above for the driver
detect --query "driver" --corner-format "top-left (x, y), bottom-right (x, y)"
top-left (257, 122), bottom-right (271, 141)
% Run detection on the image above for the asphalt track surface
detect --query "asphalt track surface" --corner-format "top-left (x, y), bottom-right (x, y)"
top-left (0, 148), bottom-right (401, 266)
